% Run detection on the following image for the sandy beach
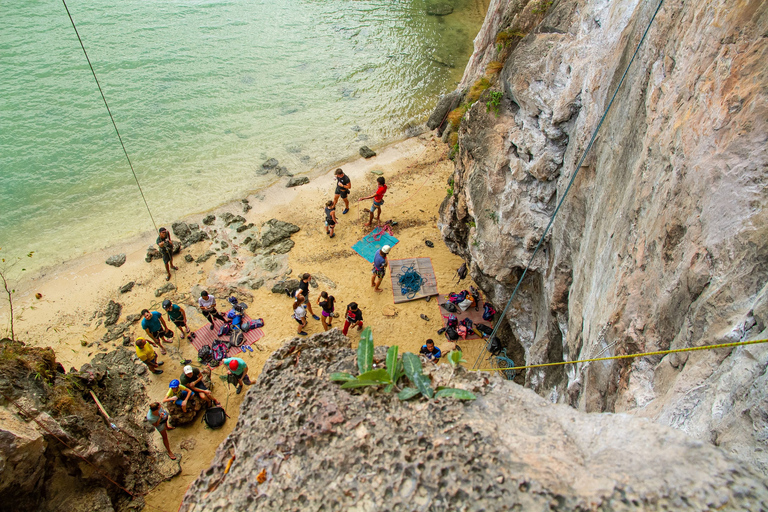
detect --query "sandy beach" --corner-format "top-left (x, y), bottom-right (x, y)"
top-left (3, 132), bottom-right (486, 509)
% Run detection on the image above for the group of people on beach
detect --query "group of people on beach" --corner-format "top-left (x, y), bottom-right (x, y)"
top-left (325, 168), bottom-right (388, 238)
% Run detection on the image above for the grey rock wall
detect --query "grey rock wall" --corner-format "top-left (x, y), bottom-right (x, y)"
top-left (439, 0), bottom-right (768, 472)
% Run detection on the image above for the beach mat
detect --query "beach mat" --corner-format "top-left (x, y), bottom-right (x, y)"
top-left (351, 231), bottom-right (399, 263)
top-left (190, 314), bottom-right (264, 358)
top-left (389, 258), bottom-right (439, 303)
top-left (437, 295), bottom-right (492, 341)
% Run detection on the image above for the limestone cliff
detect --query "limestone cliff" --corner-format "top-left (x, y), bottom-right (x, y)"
top-left (438, 0), bottom-right (768, 474)
top-left (181, 330), bottom-right (768, 511)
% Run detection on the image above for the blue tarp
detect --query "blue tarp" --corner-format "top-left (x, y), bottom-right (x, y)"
top-left (351, 232), bottom-right (399, 263)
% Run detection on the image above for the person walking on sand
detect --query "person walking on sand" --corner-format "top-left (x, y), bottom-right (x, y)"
top-left (292, 273), bottom-right (321, 320)
top-left (198, 291), bottom-right (226, 330)
top-left (157, 227), bottom-right (178, 281)
top-left (371, 245), bottom-right (390, 293)
top-left (342, 302), bottom-right (364, 336)
top-left (359, 176), bottom-right (387, 227)
top-left (293, 294), bottom-right (309, 336)
top-left (147, 402), bottom-right (176, 460)
top-left (317, 291), bottom-right (336, 331)
top-left (163, 299), bottom-right (191, 340)
top-left (222, 357), bottom-right (252, 394)
top-left (135, 337), bottom-right (164, 374)
top-left (333, 168), bottom-right (351, 214)
top-left (141, 309), bottom-right (171, 354)
top-left (325, 200), bottom-right (338, 238)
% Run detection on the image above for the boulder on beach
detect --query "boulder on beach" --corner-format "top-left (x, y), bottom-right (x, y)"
top-left (104, 300), bottom-right (122, 327)
top-left (202, 214), bottom-right (216, 225)
top-left (119, 281), bottom-right (135, 294)
top-left (265, 239), bottom-right (295, 255)
top-left (173, 222), bottom-right (209, 246)
top-left (215, 254), bottom-right (230, 266)
top-left (260, 219), bottom-right (300, 247)
top-left (155, 283), bottom-right (176, 297)
top-left (105, 254), bottom-right (126, 267)
top-left (262, 158), bottom-right (279, 169)
top-left (275, 166), bottom-right (293, 177)
top-left (184, 254), bottom-right (194, 263)
top-left (286, 176), bottom-right (309, 187)
top-left (196, 251), bottom-right (216, 264)
top-left (359, 146), bottom-right (376, 158)
top-left (271, 279), bottom-right (301, 295)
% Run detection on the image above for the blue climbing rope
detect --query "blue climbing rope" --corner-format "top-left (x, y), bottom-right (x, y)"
top-left (493, 349), bottom-right (516, 380)
top-left (397, 265), bottom-right (426, 299)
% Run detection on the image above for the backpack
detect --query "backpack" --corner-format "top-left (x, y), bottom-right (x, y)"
top-left (456, 325), bottom-right (467, 339)
top-left (198, 345), bottom-right (213, 365)
top-left (211, 341), bottom-right (229, 362)
top-left (445, 326), bottom-right (459, 341)
top-left (455, 262), bottom-right (468, 282)
top-left (254, 318), bottom-right (264, 328)
top-left (482, 302), bottom-right (497, 321)
top-left (448, 291), bottom-right (467, 304)
top-left (446, 314), bottom-right (458, 328)
top-left (476, 324), bottom-right (493, 336)
top-left (443, 301), bottom-right (458, 313)
top-left (202, 406), bottom-right (227, 429)
top-left (229, 329), bottom-right (244, 347)
top-left (488, 336), bottom-right (503, 356)
top-left (217, 323), bottom-right (231, 337)
top-left (461, 318), bottom-right (473, 330)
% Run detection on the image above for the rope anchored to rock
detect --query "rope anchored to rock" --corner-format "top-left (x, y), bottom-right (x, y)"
top-left (397, 265), bottom-right (426, 300)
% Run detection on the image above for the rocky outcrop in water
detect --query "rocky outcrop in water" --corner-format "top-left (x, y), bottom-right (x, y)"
top-left (180, 330), bottom-right (768, 511)
top-left (438, 0), bottom-right (768, 473)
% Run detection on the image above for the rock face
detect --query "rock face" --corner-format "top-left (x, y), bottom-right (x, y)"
top-left (286, 176), bottom-right (309, 187)
top-left (427, 91), bottom-right (462, 130)
top-left (103, 300), bottom-right (122, 326)
top-left (438, 0), bottom-right (768, 473)
top-left (180, 330), bottom-right (768, 511)
top-left (172, 221), bottom-right (209, 246)
top-left (260, 219), bottom-right (300, 248)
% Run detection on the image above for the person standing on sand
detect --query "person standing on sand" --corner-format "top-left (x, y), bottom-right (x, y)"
top-left (147, 402), bottom-right (176, 460)
top-left (135, 337), bottom-right (164, 374)
top-left (199, 291), bottom-right (226, 330)
top-left (293, 294), bottom-right (309, 336)
top-left (141, 309), bottom-right (171, 354)
top-left (325, 200), bottom-right (338, 238)
top-left (156, 227), bottom-right (178, 281)
top-left (222, 357), bottom-right (252, 394)
top-left (332, 168), bottom-right (351, 214)
top-left (317, 291), bottom-right (336, 331)
top-left (163, 299), bottom-right (190, 340)
top-left (359, 176), bottom-right (387, 227)
top-left (291, 273), bottom-right (320, 320)
top-left (371, 245), bottom-right (390, 293)
top-left (342, 302), bottom-right (364, 336)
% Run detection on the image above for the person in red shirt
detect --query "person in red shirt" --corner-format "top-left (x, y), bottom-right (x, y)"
top-left (359, 176), bottom-right (387, 227)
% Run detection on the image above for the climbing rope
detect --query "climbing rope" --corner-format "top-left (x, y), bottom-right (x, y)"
top-left (397, 265), bottom-right (426, 299)
top-left (492, 348), bottom-right (515, 380)
top-left (473, 338), bottom-right (768, 373)
top-left (61, 0), bottom-right (160, 235)
top-left (472, 0), bottom-right (666, 370)
top-left (371, 224), bottom-right (394, 241)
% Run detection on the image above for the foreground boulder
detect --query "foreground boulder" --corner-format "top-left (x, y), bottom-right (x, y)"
top-left (180, 330), bottom-right (768, 511)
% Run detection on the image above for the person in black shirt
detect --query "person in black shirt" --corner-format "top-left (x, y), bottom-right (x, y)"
top-left (420, 339), bottom-right (442, 363)
top-left (342, 302), bottom-right (364, 336)
top-left (157, 227), bottom-right (178, 281)
top-left (317, 291), bottom-right (336, 331)
top-left (179, 365), bottom-right (219, 406)
top-left (292, 273), bottom-right (320, 320)
top-left (325, 200), bottom-right (337, 238)
top-left (333, 168), bottom-right (351, 214)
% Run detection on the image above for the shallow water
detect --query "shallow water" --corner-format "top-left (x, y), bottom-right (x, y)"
top-left (0, 0), bottom-right (488, 271)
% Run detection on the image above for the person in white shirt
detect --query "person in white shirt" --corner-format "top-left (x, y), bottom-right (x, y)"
top-left (198, 291), bottom-right (226, 330)
top-left (293, 294), bottom-right (308, 336)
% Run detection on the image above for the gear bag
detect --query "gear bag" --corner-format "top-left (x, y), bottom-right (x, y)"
top-left (202, 405), bottom-right (227, 429)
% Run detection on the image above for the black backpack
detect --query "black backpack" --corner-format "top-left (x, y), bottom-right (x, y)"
top-left (443, 301), bottom-right (458, 313)
top-left (488, 336), bottom-right (503, 356)
top-left (445, 326), bottom-right (459, 341)
top-left (202, 406), bottom-right (227, 429)
top-left (476, 324), bottom-right (493, 336)
top-left (455, 262), bottom-right (468, 283)
top-left (198, 345), bottom-right (213, 365)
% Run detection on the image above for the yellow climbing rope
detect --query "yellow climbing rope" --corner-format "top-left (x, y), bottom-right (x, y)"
top-left (473, 338), bottom-right (768, 373)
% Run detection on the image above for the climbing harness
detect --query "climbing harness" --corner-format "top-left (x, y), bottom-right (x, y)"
top-left (472, 0), bottom-right (666, 370)
top-left (397, 265), bottom-right (426, 299)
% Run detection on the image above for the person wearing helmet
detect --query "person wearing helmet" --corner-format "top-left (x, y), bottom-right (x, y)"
top-left (359, 176), bottom-right (387, 227)
top-left (163, 379), bottom-right (194, 413)
top-left (135, 337), bottom-right (164, 374)
top-left (371, 244), bottom-right (390, 293)
top-left (163, 299), bottom-right (190, 340)
top-left (180, 365), bottom-right (219, 406)
top-left (221, 357), bottom-right (251, 394)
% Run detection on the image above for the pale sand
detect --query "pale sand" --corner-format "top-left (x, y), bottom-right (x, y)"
top-left (3, 134), bottom-right (487, 509)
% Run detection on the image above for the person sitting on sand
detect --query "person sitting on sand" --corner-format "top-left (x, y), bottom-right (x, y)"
top-left (325, 200), bottom-right (338, 238)
top-left (147, 402), bottom-right (176, 460)
top-left (156, 227), bottom-right (178, 281)
top-left (371, 245), bottom-right (390, 293)
top-left (359, 176), bottom-right (387, 227)
top-left (140, 309), bottom-right (171, 354)
top-left (317, 291), bottom-right (336, 331)
top-left (163, 379), bottom-right (194, 413)
top-left (342, 302), bottom-right (364, 336)
top-left (222, 357), bottom-right (252, 394)
top-left (198, 291), bottom-right (226, 331)
top-left (420, 339), bottom-right (442, 363)
top-left (135, 337), bottom-right (164, 374)
top-left (332, 168), bottom-right (351, 214)
top-left (180, 365), bottom-right (219, 406)
top-left (293, 294), bottom-right (309, 336)
top-left (163, 299), bottom-right (190, 340)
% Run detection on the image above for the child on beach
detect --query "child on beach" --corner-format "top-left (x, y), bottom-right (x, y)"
top-left (342, 302), bottom-right (364, 336)
top-left (293, 294), bottom-right (308, 336)
top-left (359, 176), bottom-right (387, 227)
top-left (325, 200), bottom-right (337, 238)
top-left (317, 291), bottom-right (336, 331)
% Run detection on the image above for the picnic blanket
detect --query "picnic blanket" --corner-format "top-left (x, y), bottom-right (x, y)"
top-left (189, 314), bottom-right (264, 358)
top-left (437, 295), bottom-right (492, 341)
top-left (389, 258), bottom-right (439, 303)
top-left (351, 229), bottom-right (399, 263)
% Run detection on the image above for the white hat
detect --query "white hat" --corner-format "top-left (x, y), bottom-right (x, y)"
top-left (183, 365), bottom-right (194, 374)
top-left (381, 245), bottom-right (391, 254)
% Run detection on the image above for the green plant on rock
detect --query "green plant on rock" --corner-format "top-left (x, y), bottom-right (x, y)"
top-left (446, 178), bottom-right (455, 197)
top-left (486, 209), bottom-right (499, 224)
top-left (532, 0), bottom-right (553, 15)
top-left (487, 91), bottom-right (503, 117)
top-left (329, 327), bottom-right (475, 401)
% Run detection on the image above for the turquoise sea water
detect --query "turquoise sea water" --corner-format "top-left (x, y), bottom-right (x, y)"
top-left (0, 0), bottom-right (488, 271)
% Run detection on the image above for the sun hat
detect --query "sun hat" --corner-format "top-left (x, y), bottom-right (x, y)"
top-left (183, 365), bottom-right (194, 374)
top-left (381, 245), bottom-right (391, 254)
top-left (169, 379), bottom-right (180, 388)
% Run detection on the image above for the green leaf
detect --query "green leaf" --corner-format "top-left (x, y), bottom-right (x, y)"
top-left (357, 368), bottom-right (390, 383)
top-left (414, 373), bottom-right (434, 399)
top-left (357, 327), bottom-right (374, 374)
top-left (329, 372), bottom-right (356, 382)
top-left (446, 350), bottom-right (466, 368)
top-left (340, 379), bottom-right (386, 389)
top-left (397, 387), bottom-right (420, 401)
top-left (394, 360), bottom-right (405, 382)
top-left (402, 352), bottom-right (423, 384)
top-left (386, 345), bottom-right (399, 382)
top-left (384, 383), bottom-right (394, 393)
top-left (434, 388), bottom-right (476, 400)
